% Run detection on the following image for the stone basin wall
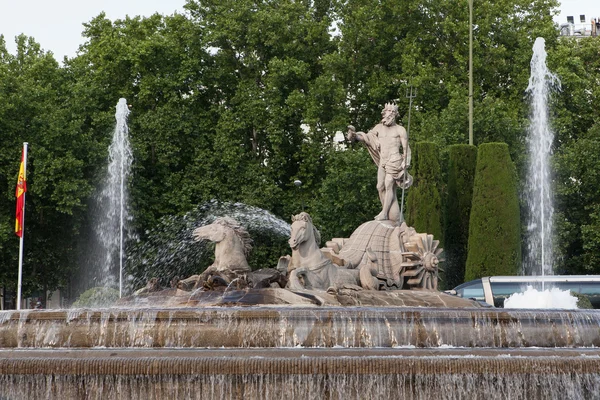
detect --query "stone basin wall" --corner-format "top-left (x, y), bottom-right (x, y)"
top-left (1, 348), bottom-right (600, 399)
top-left (1, 306), bottom-right (600, 348)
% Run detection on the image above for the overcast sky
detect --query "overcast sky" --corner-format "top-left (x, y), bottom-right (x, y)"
top-left (0, 0), bottom-right (598, 61)
top-left (0, 0), bottom-right (187, 61)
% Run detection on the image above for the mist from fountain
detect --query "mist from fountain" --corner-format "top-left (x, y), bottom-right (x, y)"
top-left (125, 200), bottom-right (290, 293)
top-left (524, 38), bottom-right (560, 287)
top-left (504, 286), bottom-right (578, 309)
top-left (95, 98), bottom-right (133, 296)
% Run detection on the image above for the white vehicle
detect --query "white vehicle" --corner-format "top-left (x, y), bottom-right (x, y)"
top-left (447, 275), bottom-right (600, 308)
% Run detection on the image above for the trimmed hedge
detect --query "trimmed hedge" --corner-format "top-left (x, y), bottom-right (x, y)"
top-left (465, 143), bottom-right (521, 281)
top-left (406, 141), bottom-right (444, 245)
top-left (444, 144), bottom-right (477, 289)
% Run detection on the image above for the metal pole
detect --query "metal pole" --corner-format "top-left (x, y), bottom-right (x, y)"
top-left (294, 180), bottom-right (304, 211)
top-left (400, 87), bottom-right (416, 223)
top-left (468, 0), bottom-right (474, 145)
top-left (16, 142), bottom-right (28, 310)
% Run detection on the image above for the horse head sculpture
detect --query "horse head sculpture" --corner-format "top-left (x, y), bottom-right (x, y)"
top-left (287, 212), bottom-right (361, 291)
top-left (192, 217), bottom-right (252, 284)
top-left (289, 212), bottom-right (321, 251)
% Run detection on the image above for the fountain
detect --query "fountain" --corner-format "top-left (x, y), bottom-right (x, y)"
top-left (525, 38), bottom-right (560, 281)
top-left (1, 100), bottom-right (600, 398)
top-left (125, 200), bottom-right (291, 293)
top-left (93, 98), bottom-right (133, 296)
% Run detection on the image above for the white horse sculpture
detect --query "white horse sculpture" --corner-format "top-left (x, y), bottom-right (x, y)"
top-left (193, 217), bottom-right (252, 283)
top-left (287, 212), bottom-right (367, 291)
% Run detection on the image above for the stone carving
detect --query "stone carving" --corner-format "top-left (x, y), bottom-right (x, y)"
top-left (326, 221), bottom-right (443, 290)
top-left (133, 277), bottom-right (163, 296)
top-left (347, 103), bottom-right (412, 224)
top-left (192, 217), bottom-right (253, 284)
top-left (132, 101), bottom-right (443, 298)
top-left (286, 212), bottom-right (364, 291)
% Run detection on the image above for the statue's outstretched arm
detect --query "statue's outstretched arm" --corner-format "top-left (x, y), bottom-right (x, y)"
top-left (346, 125), bottom-right (369, 142)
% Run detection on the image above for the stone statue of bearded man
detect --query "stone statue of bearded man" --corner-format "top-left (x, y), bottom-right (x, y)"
top-left (347, 103), bottom-right (412, 224)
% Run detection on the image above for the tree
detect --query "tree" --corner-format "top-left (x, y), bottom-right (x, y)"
top-left (465, 143), bottom-right (521, 280)
top-left (555, 123), bottom-right (600, 274)
top-left (311, 146), bottom-right (380, 241)
top-left (327, 0), bottom-right (559, 156)
top-left (550, 38), bottom-right (600, 275)
top-left (444, 144), bottom-right (477, 288)
top-left (185, 0), bottom-right (336, 217)
top-left (0, 35), bottom-right (94, 297)
top-left (406, 142), bottom-right (443, 243)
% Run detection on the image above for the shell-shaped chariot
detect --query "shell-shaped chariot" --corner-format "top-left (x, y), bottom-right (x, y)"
top-left (322, 220), bottom-right (444, 290)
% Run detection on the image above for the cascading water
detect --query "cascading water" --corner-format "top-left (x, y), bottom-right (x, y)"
top-left (525, 38), bottom-right (560, 286)
top-left (96, 98), bottom-right (133, 297)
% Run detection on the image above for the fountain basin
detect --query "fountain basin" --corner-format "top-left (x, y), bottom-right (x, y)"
top-left (1, 348), bottom-right (599, 399)
top-left (1, 306), bottom-right (600, 348)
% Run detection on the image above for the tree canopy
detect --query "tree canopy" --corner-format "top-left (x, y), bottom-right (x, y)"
top-left (1, 0), bottom-right (598, 301)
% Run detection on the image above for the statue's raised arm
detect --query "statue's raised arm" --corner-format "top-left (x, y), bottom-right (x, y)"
top-left (347, 103), bottom-right (413, 224)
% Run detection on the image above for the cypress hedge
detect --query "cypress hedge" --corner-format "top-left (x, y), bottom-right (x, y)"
top-left (465, 143), bottom-right (521, 281)
top-left (444, 144), bottom-right (477, 289)
top-left (406, 141), bottom-right (443, 245)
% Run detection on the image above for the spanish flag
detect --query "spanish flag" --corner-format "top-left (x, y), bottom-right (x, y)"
top-left (15, 149), bottom-right (27, 237)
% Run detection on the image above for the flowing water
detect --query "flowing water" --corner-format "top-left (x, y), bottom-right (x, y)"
top-left (1, 349), bottom-right (600, 399)
top-left (2, 307), bottom-right (600, 349)
top-left (524, 38), bottom-right (560, 284)
top-left (1, 307), bottom-right (600, 398)
top-left (95, 99), bottom-right (133, 296)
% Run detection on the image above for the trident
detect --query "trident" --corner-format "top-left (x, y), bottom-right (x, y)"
top-left (399, 85), bottom-right (416, 223)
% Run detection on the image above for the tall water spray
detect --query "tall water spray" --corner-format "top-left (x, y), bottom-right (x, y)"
top-left (96, 98), bottom-right (133, 297)
top-left (525, 38), bottom-right (560, 283)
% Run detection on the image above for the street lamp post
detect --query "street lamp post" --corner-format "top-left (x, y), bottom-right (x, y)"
top-left (468, 0), bottom-right (474, 146)
top-left (294, 180), bottom-right (304, 211)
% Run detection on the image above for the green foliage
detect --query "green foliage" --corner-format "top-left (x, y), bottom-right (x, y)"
top-left (4, 0), bottom-right (600, 303)
top-left (0, 35), bottom-right (92, 294)
top-left (406, 142), bottom-right (443, 243)
top-left (551, 38), bottom-right (600, 275)
top-left (311, 147), bottom-right (380, 240)
top-left (570, 291), bottom-right (594, 310)
top-left (444, 144), bottom-right (477, 288)
top-left (555, 123), bottom-right (600, 274)
top-left (71, 287), bottom-right (119, 308)
top-left (329, 0), bottom-right (558, 157)
top-left (465, 143), bottom-right (521, 280)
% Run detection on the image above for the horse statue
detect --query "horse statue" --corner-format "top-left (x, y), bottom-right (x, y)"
top-left (287, 212), bottom-right (376, 291)
top-left (192, 217), bottom-right (253, 285)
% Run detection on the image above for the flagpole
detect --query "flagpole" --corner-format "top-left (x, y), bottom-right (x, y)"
top-left (16, 142), bottom-right (28, 310)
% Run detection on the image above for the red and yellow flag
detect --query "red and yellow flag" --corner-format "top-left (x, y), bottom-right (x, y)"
top-left (15, 149), bottom-right (27, 237)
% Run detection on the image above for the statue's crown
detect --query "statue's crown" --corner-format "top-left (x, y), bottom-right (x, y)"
top-left (384, 103), bottom-right (398, 113)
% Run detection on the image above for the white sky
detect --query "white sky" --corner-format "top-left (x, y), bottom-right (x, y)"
top-left (0, 0), bottom-right (187, 61)
top-left (0, 0), bottom-right (598, 61)
top-left (556, 0), bottom-right (599, 25)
